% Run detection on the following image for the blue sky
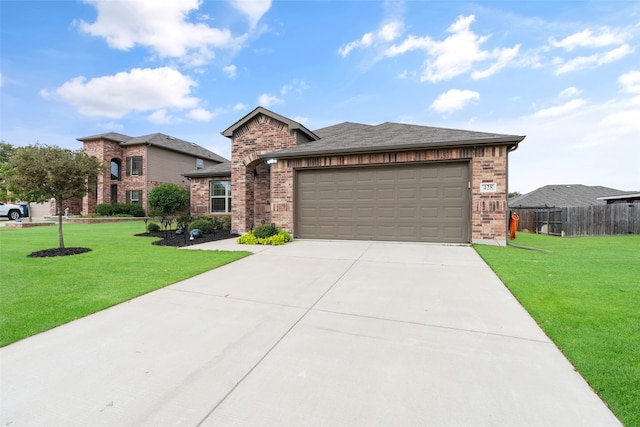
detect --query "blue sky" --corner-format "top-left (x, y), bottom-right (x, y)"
top-left (1, 0), bottom-right (639, 194)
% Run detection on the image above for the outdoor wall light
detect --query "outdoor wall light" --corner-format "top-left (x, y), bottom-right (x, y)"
top-left (266, 158), bottom-right (278, 165)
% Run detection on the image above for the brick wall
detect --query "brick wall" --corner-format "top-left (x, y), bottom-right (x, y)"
top-left (82, 139), bottom-right (124, 214)
top-left (231, 113), bottom-right (300, 233)
top-left (272, 146), bottom-right (509, 244)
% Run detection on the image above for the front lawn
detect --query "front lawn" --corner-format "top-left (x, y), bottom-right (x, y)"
top-left (0, 221), bottom-right (250, 347)
top-left (475, 233), bottom-right (640, 427)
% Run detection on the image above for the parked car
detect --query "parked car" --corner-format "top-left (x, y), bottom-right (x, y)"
top-left (0, 202), bottom-right (23, 220)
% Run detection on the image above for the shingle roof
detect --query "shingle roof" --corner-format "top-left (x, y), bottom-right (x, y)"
top-left (77, 132), bottom-right (132, 144)
top-left (78, 132), bottom-right (227, 163)
top-left (123, 133), bottom-right (227, 162)
top-left (263, 121), bottom-right (524, 159)
top-left (509, 184), bottom-right (630, 208)
top-left (182, 162), bottom-right (231, 178)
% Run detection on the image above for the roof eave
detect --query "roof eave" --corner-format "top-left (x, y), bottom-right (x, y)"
top-left (260, 136), bottom-right (525, 160)
top-left (182, 171), bottom-right (231, 178)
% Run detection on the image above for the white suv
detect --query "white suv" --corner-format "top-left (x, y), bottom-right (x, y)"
top-left (0, 202), bottom-right (23, 220)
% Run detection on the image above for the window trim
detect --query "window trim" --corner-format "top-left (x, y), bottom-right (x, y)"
top-left (126, 189), bottom-right (143, 205)
top-left (210, 180), bottom-right (231, 213)
top-left (126, 156), bottom-right (143, 176)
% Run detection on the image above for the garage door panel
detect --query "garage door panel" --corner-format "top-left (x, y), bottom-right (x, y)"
top-left (296, 163), bottom-right (469, 243)
top-left (444, 207), bottom-right (464, 219)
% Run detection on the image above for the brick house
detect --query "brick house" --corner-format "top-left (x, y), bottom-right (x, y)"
top-left (185, 107), bottom-right (525, 245)
top-left (79, 132), bottom-right (227, 214)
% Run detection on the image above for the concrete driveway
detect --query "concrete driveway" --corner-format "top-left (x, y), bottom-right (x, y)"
top-left (1, 240), bottom-right (620, 426)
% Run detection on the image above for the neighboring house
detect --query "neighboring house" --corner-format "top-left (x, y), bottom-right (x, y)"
top-left (185, 107), bottom-right (525, 245)
top-left (80, 132), bottom-right (227, 214)
top-left (509, 184), bottom-right (630, 208)
top-left (597, 192), bottom-right (640, 204)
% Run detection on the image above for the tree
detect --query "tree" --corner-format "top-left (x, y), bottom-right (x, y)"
top-left (0, 141), bottom-right (17, 202)
top-left (6, 145), bottom-right (105, 249)
top-left (148, 183), bottom-right (190, 218)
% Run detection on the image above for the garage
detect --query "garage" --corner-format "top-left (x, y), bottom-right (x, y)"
top-left (295, 162), bottom-right (470, 243)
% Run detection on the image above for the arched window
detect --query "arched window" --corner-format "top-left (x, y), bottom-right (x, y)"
top-left (110, 159), bottom-right (121, 181)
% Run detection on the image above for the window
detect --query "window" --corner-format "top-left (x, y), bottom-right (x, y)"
top-left (210, 180), bottom-right (231, 213)
top-left (196, 158), bottom-right (204, 170)
top-left (110, 184), bottom-right (118, 203)
top-left (126, 156), bottom-right (143, 176)
top-left (127, 190), bottom-right (143, 205)
top-left (110, 159), bottom-right (121, 181)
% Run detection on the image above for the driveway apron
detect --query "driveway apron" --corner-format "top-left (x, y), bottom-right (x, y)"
top-left (0, 240), bottom-right (621, 426)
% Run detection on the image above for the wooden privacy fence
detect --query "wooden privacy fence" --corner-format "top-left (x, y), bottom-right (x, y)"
top-left (511, 204), bottom-right (640, 237)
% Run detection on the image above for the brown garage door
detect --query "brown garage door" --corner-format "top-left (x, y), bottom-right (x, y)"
top-left (295, 162), bottom-right (470, 243)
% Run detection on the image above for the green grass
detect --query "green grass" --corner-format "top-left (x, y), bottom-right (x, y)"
top-left (0, 221), bottom-right (250, 347)
top-left (474, 233), bottom-right (640, 427)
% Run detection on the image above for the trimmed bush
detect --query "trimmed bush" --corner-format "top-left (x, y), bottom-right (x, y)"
top-left (147, 222), bottom-right (161, 232)
top-left (188, 218), bottom-right (214, 234)
top-left (96, 202), bottom-right (145, 217)
top-left (253, 224), bottom-right (278, 239)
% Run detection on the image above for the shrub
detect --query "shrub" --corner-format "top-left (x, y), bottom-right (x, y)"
top-left (215, 215), bottom-right (231, 230)
top-left (148, 183), bottom-right (189, 217)
top-left (188, 218), bottom-right (214, 234)
top-left (147, 222), bottom-right (161, 232)
top-left (237, 229), bottom-right (292, 246)
top-left (96, 202), bottom-right (145, 217)
top-left (253, 224), bottom-right (278, 239)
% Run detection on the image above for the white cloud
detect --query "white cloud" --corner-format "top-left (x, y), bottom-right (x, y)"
top-left (559, 87), bottom-right (582, 98)
top-left (223, 65), bottom-right (237, 79)
top-left (554, 44), bottom-right (633, 74)
top-left (549, 27), bottom-right (627, 51)
top-left (187, 108), bottom-right (215, 121)
top-left (280, 79), bottom-right (309, 96)
top-left (148, 109), bottom-right (172, 124)
top-left (471, 44), bottom-right (520, 79)
top-left (233, 103), bottom-right (248, 110)
top-left (430, 89), bottom-right (480, 114)
top-left (619, 70), bottom-right (640, 94)
top-left (338, 20), bottom-right (403, 57)
top-left (77, 0), bottom-right (247, 65)
top-left (529, 98), bottom-right (587, 119)
top-left (228, 0), bottom-right (271, 27)
top-left (257, 93), bottom-right (283, 107)
top-left (43, 67), bottom-right (199, 118)
top-left (383, 15), bottom-right (519, 82)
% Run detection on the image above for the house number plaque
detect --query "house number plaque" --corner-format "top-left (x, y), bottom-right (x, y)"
top-left (480, 183), bottom-right (497, 193)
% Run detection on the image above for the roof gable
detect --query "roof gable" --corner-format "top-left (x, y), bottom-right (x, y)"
top-left (221, 106), bottom-right (319, 141)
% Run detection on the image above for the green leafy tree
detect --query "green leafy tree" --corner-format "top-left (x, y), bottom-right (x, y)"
top-left (148, 182), bottom-right (189, 219)
top-left (0, 141), bottom-right (17, 202)
top-left (6, 145), bottom-right (105, 249)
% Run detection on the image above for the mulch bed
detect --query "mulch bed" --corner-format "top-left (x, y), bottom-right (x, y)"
top-left (27, 230), bottom-right (235, 258)
top-left (135, 229), bottom-right (235, 247)
top-left (28, 247), bottom-right (92, 258)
